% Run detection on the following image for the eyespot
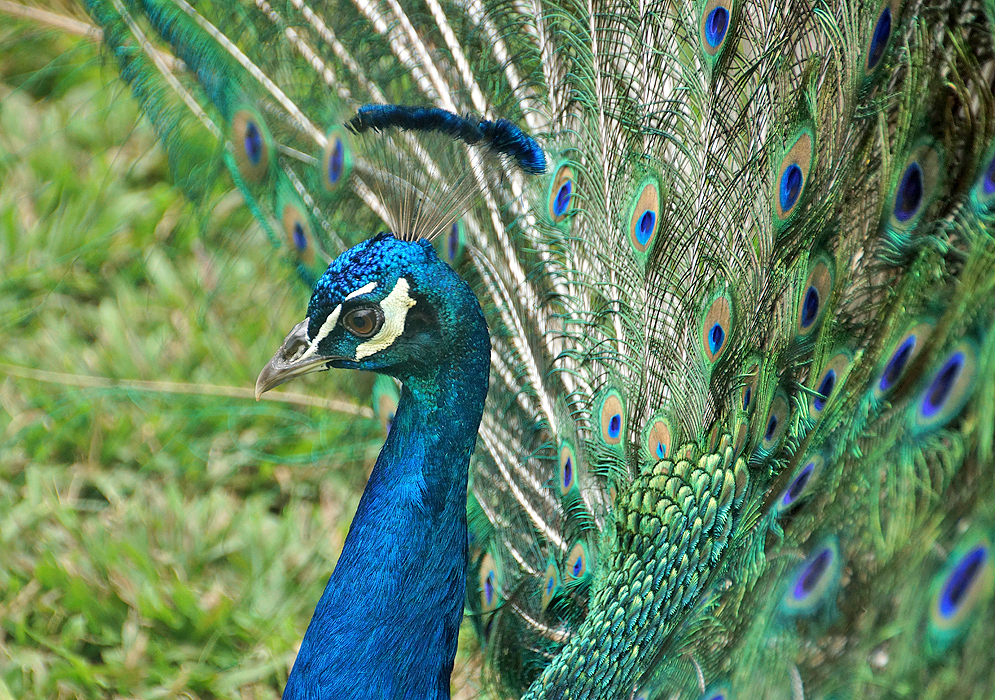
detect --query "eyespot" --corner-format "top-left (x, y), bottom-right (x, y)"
top-left (643, 416), bottom-right (674, 462)
top-left (809, 351), bottom-right (850, 419)
top-left (447, 220), bottom-right (464, 262)
top-left (702, 293), bottom-right (734, 363)
top-left (559, 441), bottom-right (578, 495)
top-left (928, 537), bottom-right (993, 653)
top-left (971, 144), bottom-right (995, 211)
top-left (541, 561), bottom-right (560, 610)
top-left (548, 164), bottom-right (575, 223)
top-left (321, 128), bottom-right (352, 191)
top-left (776, 454), bottom-right (825, 514)
top-left (564, 542), bottom-right (590, 582)
top-left (741, 361), bottom-right (759, 414)
top-left (780, 539), bottom-right (841, 616)
top-left (913, 342), bottom-right (977, 433)
top-left (888, 144), bottom-right (940, 232)
top-left (773, 129), bottom-right (814, 224)
top-left (874, 322), bottom-right (932, 398)
top-left (281, 203), bottom-right (317, 266)
top-left (598, 390), bottom-right (626, 446)
top-left (759, 392), bottom-right (789, 452)
top-left (797, 258), bottom-right (834, 335)
top-left (866, 6), bottom-right (892, 71)
top-left (628, 178), bottom-right (660, 254)
top-left (479, 552), bottom-right (500, 612)
top-left (700, 0), bottom-right (734, 57)
top-left (342, 306), bottom-right (384, 338)
top-left (231, 109), bottom-right (271, 182)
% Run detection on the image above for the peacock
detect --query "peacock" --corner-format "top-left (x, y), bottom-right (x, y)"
top-left (7, 0), bottom-right (995, 697)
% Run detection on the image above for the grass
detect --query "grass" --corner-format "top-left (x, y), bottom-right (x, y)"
top-left (0, 13), bottom-right (480, 699)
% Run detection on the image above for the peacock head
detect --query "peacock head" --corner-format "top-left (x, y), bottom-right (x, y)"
top-left (255, 232), bottom-right (485, 397)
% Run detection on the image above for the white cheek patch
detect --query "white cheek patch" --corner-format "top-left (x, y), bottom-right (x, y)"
top-left (298, 304), bottom-right (341, 362)
top-left (345, 281), bottom-right (377, 300)
top-left (356, 277), bottom-right (416, 360)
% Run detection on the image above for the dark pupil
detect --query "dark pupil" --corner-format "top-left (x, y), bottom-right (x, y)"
top-left (485, 575), bottom-right (494, 604)
top-left (814, 370), bottom-right (836, 411)
top-left (705, 6), bottom-right (729, 47)
top-left (742, 385), bottom-right (752, 410)
top-left (563, 457), bottom-right (572, 487)
top-left (449, 223), bottom-right (459, 260)
top-left (547, 577), bottom-right (554, 594)
top-left (765, 413), bottom-right (778, 441)
top-left (292, 222), bottom-right (307, 251)
top-left (553, 180), bottom-right (572, 217)
top-left (609, 414), bottom-right (621, 437)
top-left (895, 162), bottom-right (924, 222)
top-left (572, 556), bottom-right (583, 576)
top-left (880, 335), bottom-right (916, 391)
top-left (780, 163), bottom-right (803, 212)
top-left (801, 285), bottom-right (820, 328)
top-left (940, 547), bottom-right (987, 616)
top-left (328, 139), bottom-right (344, 183)
top-left (796, 548), bottom-right (832, 597)
top-left (245, 121), bottom-right (262, 164)
top-left (922, 352), bottom-right (964, 418)
top-left (786, 463), bottom-right (814, 502)
top-left (709, 322), bottom-right (725, 354)
top-left (350, 309), bottom-right (375, 335)
top-left (985, 155), bottom-right (995, 196)
top-left (867, 8), bottom-right (891, 69)
top-left (637, 210), bottom-right (656, 244)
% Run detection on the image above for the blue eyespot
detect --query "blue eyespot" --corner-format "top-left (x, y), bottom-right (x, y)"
top-left (867, 7), bottom-right (891, 70)
top-left (327, 138), bottom-right (344, 183)
top-left (553, 180), bottom-right (572, 217)
top-left (813, 370), bottom-right (836, 412)
top-left (449, 222), bottom-right (460, 261)
top-left (566, 542), bottom-right (589, 581)
top-left (655, 441), bottom-right (665, 459)
top-left (779, 164), bottom-right (803, 212)
top-left (709, 322), bottom-right (725, 355)
top-left (783, 462), bottom-right (814, 507)
top-left (292, 222), bottom-right (307, 251)
top-left (572, 554), bottom-right (583, 577)
top-left (636, 210), bottom-right (656, 245)
top-left (608, 414), bottom-right (621, 439)
top-left (801, 286), bottom-right (820, 328)
top-left (985, 154), bottom-right (995, 196)
top-left (704, 6), bottom-right (729, 48)
top-left (894, 162), bottom-right (924, 222)
top-left (939, 546), bottom-right (987, 618)
top-left (781, 539), bottom-right (842, 616)
top-left (920, 351), bottom-right (963, 419)
top-left (245, 121), bottom-right (263, 165)
top-left (794, 547), bottom-right (832, 598)
top-left (484, 572), bottom-right (495, 605)
top-left (563, 456), bottom-right (573, 489)
top-left (879, 333), bottom-right (917, 392)
top-left (742, 385), bottom-right (751, 411)
top-left (764, 413), bottom-right (778, 441)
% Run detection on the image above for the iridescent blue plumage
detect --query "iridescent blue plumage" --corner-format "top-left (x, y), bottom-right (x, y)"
top-left (259, 235), bottom-right (490, 699)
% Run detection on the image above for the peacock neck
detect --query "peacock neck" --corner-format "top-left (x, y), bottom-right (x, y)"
top-left (283, 310), bottom-right (490, 700)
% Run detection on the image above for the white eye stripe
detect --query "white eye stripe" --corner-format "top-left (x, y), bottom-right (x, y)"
top-left (345, 281), bottom-right (377, 300)
top-left (299, 303), bottom-right (341, 362)
top-left (356, 278), bottom-right (416, 360)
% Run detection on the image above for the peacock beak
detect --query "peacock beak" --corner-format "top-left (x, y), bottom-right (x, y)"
top-left (255, 318), bottom-right (343, 399)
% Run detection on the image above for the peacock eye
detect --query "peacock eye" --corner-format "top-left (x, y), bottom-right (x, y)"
top-left (342, 306), bottom-right (383, 338)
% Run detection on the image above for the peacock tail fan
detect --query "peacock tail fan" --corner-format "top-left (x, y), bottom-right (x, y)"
top-left (5, 0), bottom-right (995, 697)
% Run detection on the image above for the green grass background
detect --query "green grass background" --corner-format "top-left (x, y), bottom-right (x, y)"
top-left (0, 12), bottom-right (481, 699)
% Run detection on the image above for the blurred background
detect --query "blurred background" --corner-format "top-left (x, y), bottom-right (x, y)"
top-left (0, 6), bottom-right (481, 698)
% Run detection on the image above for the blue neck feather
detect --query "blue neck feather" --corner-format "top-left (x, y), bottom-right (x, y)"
top-left (283, 285), bottom-right (490, 700)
